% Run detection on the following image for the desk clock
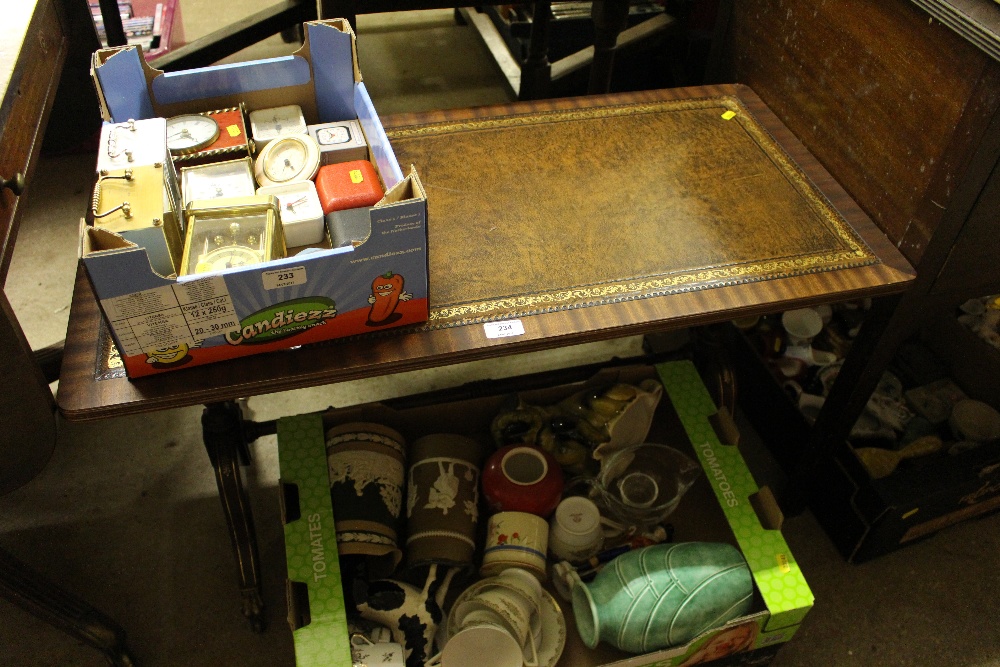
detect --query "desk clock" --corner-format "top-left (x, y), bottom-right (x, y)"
top-left (180, 195), bottom-right (285, 275)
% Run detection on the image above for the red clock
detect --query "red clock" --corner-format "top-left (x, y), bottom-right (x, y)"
top-left (169, 104), bottom-right (253, 167)
top-left (315, 159), bottom-right (383, 214)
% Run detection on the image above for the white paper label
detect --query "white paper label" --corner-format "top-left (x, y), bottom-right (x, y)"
top-left (101, 276), bottom-right (240, 357)
top-left (483, 319), bottom-right (525, 339)
top-left (262, 265), bottom-right (307, 290)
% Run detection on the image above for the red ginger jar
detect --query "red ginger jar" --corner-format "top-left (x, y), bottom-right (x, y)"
top-left (481, 444), bottom-right (564, 518)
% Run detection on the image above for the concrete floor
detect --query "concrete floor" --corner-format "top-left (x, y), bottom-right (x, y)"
top-left (2, 5), bottom-right (1000, 667)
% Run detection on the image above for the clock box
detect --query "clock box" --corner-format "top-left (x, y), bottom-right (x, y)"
top-left (315, 160), bottom-right (383, 214)
top-left (82, 19), bottom-right (428, 378)
top-left (257, 181), bottom-right (326, 247)
top-left (308, 119), bottom-right (369, 165)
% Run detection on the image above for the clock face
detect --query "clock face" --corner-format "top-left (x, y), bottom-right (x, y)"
top-left (249, 105), bottom-right (308, 142)
top-left (255, 135), bottom-right (320, 188)
top-left (316, 125), bottom-right (351, 145)
top-left (181, 159), bottom-right (256, 207)
top-left (184, 212), bottom-right (275, 275)
top-left (195, 245), bottom-right (264, 273)
top-left (166, 114), bottom-right (221, 155)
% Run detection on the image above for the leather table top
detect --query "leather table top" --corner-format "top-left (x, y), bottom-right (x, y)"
top-left (388, 94), bottom-right (875, 328)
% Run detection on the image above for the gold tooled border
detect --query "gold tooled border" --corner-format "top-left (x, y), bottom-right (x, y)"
top-left (387, 96), bottom-right (878, 327)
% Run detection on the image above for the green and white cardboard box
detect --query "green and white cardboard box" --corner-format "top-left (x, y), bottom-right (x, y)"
top-left (277, 361), bottom-right (814, 666)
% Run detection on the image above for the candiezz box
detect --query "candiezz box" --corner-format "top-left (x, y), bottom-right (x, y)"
top-left (276, 361), bottom-right (813, 666)
top-left (83, 19), bottom-right (428, 378)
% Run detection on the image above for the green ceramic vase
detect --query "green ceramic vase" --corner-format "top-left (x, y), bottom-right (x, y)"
top-left (570, 542), bottom-right (753, 653)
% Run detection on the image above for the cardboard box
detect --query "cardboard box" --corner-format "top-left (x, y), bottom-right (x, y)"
top-left (276, 361), bottom-right (814, 666)
top-left (83, 20), bottom-right (428, 378)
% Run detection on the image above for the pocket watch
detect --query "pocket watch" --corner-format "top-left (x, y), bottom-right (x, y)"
top-left (249, 104), bottom-right (308, 148)
top-left (180, 195), bottom-right (285, 275)
top-left (169, 105), bottom-right (253, 165)
top-left (180, 157), bottom-right (256, 208)
top-left (166, 114), bottom-right (220, 155)
top-left (257, 181), bottom-right (325, 247)
top-left (308, 120), bottom-right (368, 165)
top-left (254, 134), bottom-right (321, 188)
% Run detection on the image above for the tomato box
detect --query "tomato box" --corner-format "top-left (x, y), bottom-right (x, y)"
top-left (276, 361), bottom-right (813, 666)
top-left (82, 19), bottom-right (428, 378)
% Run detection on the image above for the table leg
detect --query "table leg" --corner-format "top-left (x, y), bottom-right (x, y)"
top-left (519, 2), bottom-right (552, 100)
top-left (0, 546), bottom-right (136, 666)
top-left (201, 400), bottom-right (265, 632)
top-left (588, 0), bottom-right (631, 94)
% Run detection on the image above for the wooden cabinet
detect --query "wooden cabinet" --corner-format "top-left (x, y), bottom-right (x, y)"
top-left (713, 0), bottom-right (1000, 512)
top-left (0, 0), bottom-right (98, 494)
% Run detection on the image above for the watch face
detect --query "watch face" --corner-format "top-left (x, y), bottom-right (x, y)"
top-left (167, 114), bottom-right (221, 155)
top-left (181, 158), bottom-right (256, 207)
top-left (249, 105), bottom-right (308, 142)
top-left (316, 125), bottom-right (351, 145)
top-left (255, 135), bottom-right (320, 188)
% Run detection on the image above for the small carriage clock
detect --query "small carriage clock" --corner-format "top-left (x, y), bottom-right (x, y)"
top-left (167, 104), bottom-right (253, 165)
top-left (180, 195), bottom-right (286, 275)
top-left (180, 157), bottom-right (257, 208)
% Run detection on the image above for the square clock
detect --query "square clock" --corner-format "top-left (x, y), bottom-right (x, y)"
top-left (308, 120), bottom-right (368, 165)
top-left (180, 157), bottom-right (256, 208)
top-left (257, 181), bottom-right (325, 247)
top-left (180, 195), bottom-right (286, 276)
top-left (249, 104), bottom-right (308, 151)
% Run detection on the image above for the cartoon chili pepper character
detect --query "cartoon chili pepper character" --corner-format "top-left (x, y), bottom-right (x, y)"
top-left (367, 271), bottom-right (411, 325)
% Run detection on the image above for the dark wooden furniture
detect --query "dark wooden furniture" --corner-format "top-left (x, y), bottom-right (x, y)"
top-left (96, 1), bottom-right (639, 101)
top-left (712, 0), bottom-right (1000, 513)
top-left (57, 85), bottom-right (914, 626)
top-left (0, 1), bottom-right (135, 664)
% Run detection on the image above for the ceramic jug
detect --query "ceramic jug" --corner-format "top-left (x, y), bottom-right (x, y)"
top-left (565, 542), bottom-right (753, 653)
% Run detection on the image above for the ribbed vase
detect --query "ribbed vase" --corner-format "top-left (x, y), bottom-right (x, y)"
top-left (571, 542), bottom-right (754, 653)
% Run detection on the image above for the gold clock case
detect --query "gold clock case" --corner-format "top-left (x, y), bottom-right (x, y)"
top-left (91, 164), bottom-right (183, 277)
top-left (180, 195), bottom-right (286, 276)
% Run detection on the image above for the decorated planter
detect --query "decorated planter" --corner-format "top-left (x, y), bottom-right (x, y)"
top-left (326, 422), bottom-right (407, 579)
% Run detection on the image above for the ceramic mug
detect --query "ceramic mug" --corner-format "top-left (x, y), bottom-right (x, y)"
top-left (326, 422), bottom-right (407, 579)
top-left (548, 496), bottom-right (604, 562)
top-left (481, 445), bottom-right (564, 517)
top-left (481, 511), bottom-right (549, 580)
top-left (351, 636), bottom-right (405, 667)
top-left (406, 434), bottom-right (487, 575)
top-left (454, 568), bottom-right (542, 653)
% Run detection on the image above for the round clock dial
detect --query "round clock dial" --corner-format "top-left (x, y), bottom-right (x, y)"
top-left (255, 135), bottom-right (320, 188)
top-left (195, 245), bottom-right (263, 273)
top-left (166, 114), bottom-right (220, 155)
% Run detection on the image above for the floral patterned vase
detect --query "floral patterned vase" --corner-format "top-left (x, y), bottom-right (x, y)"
top-left (567, 542), bottom-right (754, 653)
top-left (405, 434), bottom-right (486, 576)
top-left (326, 422), bottom-right (407, 579)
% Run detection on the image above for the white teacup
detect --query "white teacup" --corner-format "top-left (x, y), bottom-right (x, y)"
top-left (431, 624), bottom-right (523, 667)
top-left (549, 496), bottom-right (605, 562)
